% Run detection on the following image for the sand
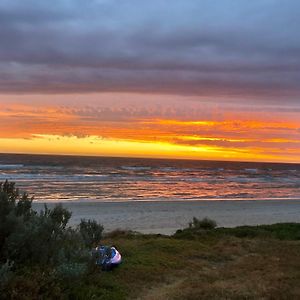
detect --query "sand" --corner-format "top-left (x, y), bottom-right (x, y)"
top-left (32, 200), bottom-right (300, 235)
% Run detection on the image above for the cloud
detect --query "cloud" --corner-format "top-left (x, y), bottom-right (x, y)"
top-left (0, 99), bottom-right (300, 161)
top-left (0, 0), bottom-right (300, 102)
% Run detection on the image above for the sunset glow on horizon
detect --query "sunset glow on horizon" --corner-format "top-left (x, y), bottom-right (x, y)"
top-left (0, 93), bottom-right (300, 163)
top-left (0, 1), bottom-right (300, 163)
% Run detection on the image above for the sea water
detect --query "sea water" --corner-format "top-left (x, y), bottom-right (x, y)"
top-left (0, 154), bottom-right (300, 202)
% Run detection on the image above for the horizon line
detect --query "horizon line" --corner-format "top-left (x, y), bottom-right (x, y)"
top-left (1, 151), bottom-right (299, 165)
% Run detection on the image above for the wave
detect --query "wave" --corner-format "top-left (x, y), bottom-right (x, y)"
top-left (1, 154), bottom-right (300, 203)
top-left (0, 164), bottom-right (24, 170)
top-left (244, 168), bottom-right (258, 173)
top-left (0, 173), bottom-right (110, 182)
top-left (26, 165), bottom-right (64, 170)
top-left (221, 192), bottom-right (254, 198)
top-left (121, 166), bottom-right (152, 171)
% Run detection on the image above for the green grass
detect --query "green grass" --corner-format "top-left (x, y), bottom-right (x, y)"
top-left (2, 182), bottom-right (300, 299)
top-left (174, 222), bottom-right (300, 240)
top-left (96, 223), bottom-right (300, 299)
top-left (3, 223), bottom-right (300, 299)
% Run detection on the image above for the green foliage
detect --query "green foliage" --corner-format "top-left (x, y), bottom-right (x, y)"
top-left (0, 181), bottom-right (106, 299)
top-left (0, 260), bottom-right (14, 287)
top-left (41, 203), bottom-right (72, 229)
top-left (2, 181), bottom-right (300, 299)
top-left (104, 229), bottom-right (139, 239)
top-left (188, 217), bottom-right (217, 230)
top-left (0, 181), bottom-right (98, 267)
top-left (216, 223), bottom-right (300, 240)
top-left (0, 180), bottom-right (35, 255)
top-left (79, 218), bottom-right (104, 247)
top-left (55, 262), bottom-right (87, 280)
top-left (175, 217), bottom-right (300, 241)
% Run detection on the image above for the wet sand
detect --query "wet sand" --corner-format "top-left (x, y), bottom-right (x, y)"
top-left (33, 200), bottom-right (300, 235)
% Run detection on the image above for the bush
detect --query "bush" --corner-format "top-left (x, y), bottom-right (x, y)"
top-left (79, 219), bottom-right (104, 247)
top-left (55, 262), bottom-right (87, 280)
top-left (0, 180), bottom-right (104, 264)
top-left (0, 180), bottom-right (35, 257)
top-left (104, 229), bottom-right (138, 239)
top-left (0, 180), bottom-right (108, 298)
top-left (0, 260), bottom-right (14, 287)
top-left (188, 217), bottom-right (217, 230)
top-left (2, 202), bottom-right (83, 266)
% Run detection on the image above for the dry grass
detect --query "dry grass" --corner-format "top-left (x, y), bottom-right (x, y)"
top-left (102, 233), bottom-right (300, 300)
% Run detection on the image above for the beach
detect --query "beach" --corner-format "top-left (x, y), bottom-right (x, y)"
top-left (33, 199), bottom-right (300, 235)
top-left (3, 154), bottom-right (300, 234)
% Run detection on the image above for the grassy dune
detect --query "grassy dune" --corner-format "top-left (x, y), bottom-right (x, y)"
top-left (2, 222), bottom-right (300, 299)
top-left (70, 224), bottom-right (300, 300)
top-left (1, 181), bottom-right (300, 299)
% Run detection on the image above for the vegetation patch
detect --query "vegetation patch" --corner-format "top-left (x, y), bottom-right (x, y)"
top-left (1, 181), bottom-right (300, 299)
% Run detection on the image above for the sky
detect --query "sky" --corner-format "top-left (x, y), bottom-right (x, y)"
top-left (0, 0), bottom-right (300, 162)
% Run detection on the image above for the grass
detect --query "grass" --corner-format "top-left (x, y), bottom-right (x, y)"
top-left (2, 221), bottom-right (300, 299)
top-left (92, 223), bottom-right (300, 300)
top-left (175, 222), bottom-right (300, 240)
top-left (3, 182), bottom-right (299, 299)
top-left (3, 220), bottom-right (300, 299)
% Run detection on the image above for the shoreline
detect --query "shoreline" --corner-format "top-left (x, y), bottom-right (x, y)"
top-left (32, 199), bottom-right (300, 235)
top-left (32, 197), bottom-right (300, 203)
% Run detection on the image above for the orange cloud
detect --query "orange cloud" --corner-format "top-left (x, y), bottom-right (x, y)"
top-left (0, 101), bottom-right (300, 163)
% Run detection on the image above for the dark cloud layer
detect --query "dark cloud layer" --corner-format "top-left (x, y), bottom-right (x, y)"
top-left (0, 0), bottom-right (300, 102)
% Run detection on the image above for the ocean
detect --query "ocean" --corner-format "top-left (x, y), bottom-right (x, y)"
top-left (0, 153), bottom-right (300, 202)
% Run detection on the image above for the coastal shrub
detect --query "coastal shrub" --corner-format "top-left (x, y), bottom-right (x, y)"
top-left (2, 201), bottom-right (85, 266)
top-left (79, 219), bottom-right (104, 247)
top-left (55, 262), bottom-right (87, 280)
top-left (0, 180), bottom-right (35, 259)
top-left (0, 180), bottom-right (34, 217)
top-left (175, 220), bottom-right (300, 241)
top-left (0, 181), bottom-right (119, 298)
top-left (173, 217), bottom-right (218, 239)
top-left (0, 180), bottom-right (103, 267)
top-left (42, 203), bottom-right (72, 229)
top-left (4, 214), bottom-right (86, 266)
top-left (217, 223), bottom-right (300, 240)
top-left (104, 229), bottom-right (139, 239)
top-left (0, 260), bottom-right (14, 286)
top-left (188, 217), bottom-right (217, 230)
